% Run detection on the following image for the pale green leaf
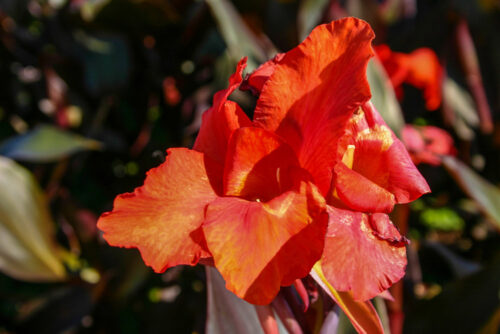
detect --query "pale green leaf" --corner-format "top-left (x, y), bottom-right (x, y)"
top-left (442, 156), bottom-right (500, 232)
top-left (420, 207), bottom-right (465, 231)
top-left (205, 267), bottom-right (287, 334)
top-left (367, 58), bottom-right (405, 136)
top-left (443, 77), bottom-right (479, 140)
top-left (79, 0), bottom-right (111, 21)
top-left (0, 125), bottom-right (101, 163)
top-left (0, 157), bottom-right (66, 281)
top-left (443, 78), bottom-right (479, 127)
top-left (297, 0), bottom-right (330, 41)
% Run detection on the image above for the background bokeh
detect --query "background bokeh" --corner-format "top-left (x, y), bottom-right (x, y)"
top-left (0, 0), bottom-right (499, 333)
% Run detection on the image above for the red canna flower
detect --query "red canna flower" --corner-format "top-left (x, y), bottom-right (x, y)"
top-left (375, 44), bottom-right (443, 111)
top-left (98, 18), bottom-right (430, 305)
top-left (402, 124), bottom-right (457, 166)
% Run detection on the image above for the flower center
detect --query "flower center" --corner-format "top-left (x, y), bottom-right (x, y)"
top-left (330, 144), bottom-right (356, 202)
top-left (342, 145), bottom-right (356, 169)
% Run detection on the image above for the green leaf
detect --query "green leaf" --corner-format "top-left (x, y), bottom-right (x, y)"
top-left (0, 125), bottom-right (101, 163)
top-left (0, 157), bottom-right (66, 281)
top-left (420, 207), bottom-right (465, 231)
top-left (205, 0), bottom-right (278, 72)
top-left (78, 0), bottom-right (111, 21)
top-left (443, 77), bottom-right (479, 140)
top-left (297, 0), bottom-right (330, 41)
top-left (442, 156), bottom-right (500, 232)
top-left (372, 297), bottom-right (391, 334)
top-left (367, 58), bottom-right (405, 136)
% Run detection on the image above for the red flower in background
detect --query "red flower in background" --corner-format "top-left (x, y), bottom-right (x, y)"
top-left (375, 44), bottom-right (443, 111)
top-left (98, 18), bottom-right (430, 305)
top-left (402, 125), bottom-right (457, 166)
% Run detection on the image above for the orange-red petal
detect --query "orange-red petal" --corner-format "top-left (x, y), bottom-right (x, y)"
top-left (402, 125), bottom-right (456, 166)
top-left (240, 53), bottom-right (285, 95)
top-left (203, 183), bottom-right (328, 305)
top-left (193, 58), bottom-right (252, 167)
top-left (97, 148), bottom-right (219, 272)
top-left (331, 103), bottom-right (430, 211)
top-left (321, 206), bottom-right (407, 301)
top-left (405, 48), bottom-right (443, 110)
top-left (334, 162), bottom-right (395, 213)
top-left (374, 44), bottom-right (408, 89)
top-left (358, 103), bottom-right (430, 203)
top-left (223, 127), bottom-right (300, 202)
top-left (253, 18), bottom-right (374, 195)
top-left (375, 44), bottom-right (443, 110)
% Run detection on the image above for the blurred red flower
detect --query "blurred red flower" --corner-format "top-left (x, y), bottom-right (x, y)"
top-left (98, 18), bottom-right (430, 305)
top-left (402, 125), bottom-right (457, 166)
top-left (375, 44), bottom-right (443, 110)
top-left (162, 77), bottom-right (181, 106)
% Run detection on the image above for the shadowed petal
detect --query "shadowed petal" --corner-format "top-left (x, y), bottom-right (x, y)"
top-left (203, 183), bottom-right (328, 304)
top-left (253, 18), bottom-right (374, 195)
top-left (321, 206), bottom-right (407, 301)
top-left (223, 127), bottom-right (301, 202)
top-left (194, 58), bottom-right (252, 166)
top-left (98, 148), bottom-right (219, 272)
top-left (240, 53), bottom-right (285, 95)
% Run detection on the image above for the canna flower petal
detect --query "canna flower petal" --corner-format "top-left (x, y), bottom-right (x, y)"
top-left (240, 53), bottom-right (285, 96)
top-left (405, 48), bottom-right (443, 111)
top-left (203, 183), bottom-right (328, 305)
top-left (375, 44), bottom-right (443, 110)
top-left (420, 126), bottom-right (456, 157)
top-left (98, 18), bottom-right (431, 310)
top-left (97, 148), bottom-right (219, 272)
top-left (402, 125), bottom-right (457, 166)
top-left (253, 18), bottom-right (375, 195)
top-left (331, 103), bottom-right (430, 212)
top-left (333, 162), bottom-right (395, 213)
top-left (193, 58), bottom-right (252, 167)
top-left (321, 206), bottom-right (407, 301)
top-left (223, 127), bottom-right (301, 202)
top-left (401, 124), bottom-right (426, 153)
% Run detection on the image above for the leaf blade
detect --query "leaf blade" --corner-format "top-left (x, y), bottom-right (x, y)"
top-left (442, 155), bottom-right (500, 232)
top-left (206, 266), bottom-right (279, 334)
top-left (297, 0), bottom-right (330, 41)
top-left (0, 157), bottom-right (66, 281)
top-left (367, 58), bottom-right (405, 136)
top-left (0, 125), bottom-right (101, 163)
